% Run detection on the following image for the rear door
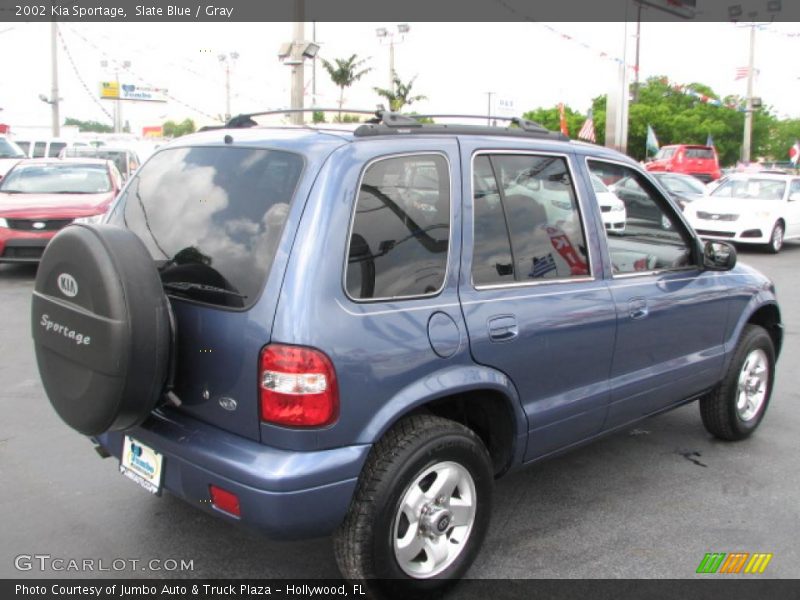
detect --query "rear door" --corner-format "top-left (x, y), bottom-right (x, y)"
top-left (106, 144), bottom-right (307, 441)
top-left (459, 145), bottom-right (617, 460)
top-left (586, 158), bottom-right (730, 426)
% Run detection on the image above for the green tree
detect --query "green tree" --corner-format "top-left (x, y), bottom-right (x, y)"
top-left (522, 105), bottom-right (585, 138)
top-left (320, 54), bottom-right (371, 120)
top-left (373, 75), bottom-right (427, 112)
top-left (163, 118), bottom-right (196, 138)
top-left (64, 117), bottom-right (113, 133)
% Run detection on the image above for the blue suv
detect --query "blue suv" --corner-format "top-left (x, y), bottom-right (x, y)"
top-left (31, 111), bottom-right (782, 596)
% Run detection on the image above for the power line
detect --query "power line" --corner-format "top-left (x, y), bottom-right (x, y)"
top-left (56, 25), bottom-right (114, 123)
top-left (63, 24), bottom-right (222, 122)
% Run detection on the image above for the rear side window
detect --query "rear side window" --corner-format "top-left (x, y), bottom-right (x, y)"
top-left (471, 154), bottom-right (589, 287)
top-left (107, 146), bottom-right (303, 309)
top-left (48, 142), bottom-right (66, 157)
top-left (346, 154), bottom-right (450, 300)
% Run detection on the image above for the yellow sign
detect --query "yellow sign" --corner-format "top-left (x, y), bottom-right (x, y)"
top-left (100, 81), bottom-right (120, 99)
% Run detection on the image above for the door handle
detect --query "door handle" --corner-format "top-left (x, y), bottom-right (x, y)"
top-left (488, 315), bottom-right (518, 342)
top-left (628, 298), bottom-right (649, 320)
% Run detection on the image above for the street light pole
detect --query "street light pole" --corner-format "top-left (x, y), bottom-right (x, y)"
top-left (742, 24), bottom-right (756, 163)
top-left (50, 22), bottom-right (60, 137)
top-left (218, 52), bottom-right (239, 122)
top-left (290, 19), bottom-right (305, 125)
top-left (486, 92), bottom-right (493, 126)
top-left (376, 24), bottom-right (409, 88)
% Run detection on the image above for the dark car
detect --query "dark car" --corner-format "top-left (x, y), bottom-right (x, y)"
top-left (31, 111), bottom-right (782, 597)
top-left (0, 158), bottom-right (121, 262)
top-left (652, 172), bottom-right (707, 208)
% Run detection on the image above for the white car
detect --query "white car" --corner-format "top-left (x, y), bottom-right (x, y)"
top-left (685, 173), bottom-right (800, 253)
top-left (590, 174), bottom-right (626, 234)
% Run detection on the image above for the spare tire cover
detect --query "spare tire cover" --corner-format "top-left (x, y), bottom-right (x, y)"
top-left (31, 224), bottom-right (171, 435)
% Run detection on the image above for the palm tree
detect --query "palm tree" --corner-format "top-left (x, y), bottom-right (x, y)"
top-left (320, 54), bottom-right (372, 120)
top-left (373, 75), bottom-right (428, 112)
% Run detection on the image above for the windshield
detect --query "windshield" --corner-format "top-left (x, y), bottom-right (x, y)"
top-left (0, 138), bottom-right (25, 159)
top-left (711, 178), bottom-right (786, 201)
top-left (107, 146), bottom-right (304, 309)
top-left (654, 147), bottom-right (676, 160)
top-left (655, 174), bottom-right (705, 195)
top-left (0, 163), bottom-right (111, 193)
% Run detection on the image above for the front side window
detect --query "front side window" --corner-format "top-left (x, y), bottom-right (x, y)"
top-left (471, 154), bottom-right (589, 287)
top-left (32, 142), bottom-right (46, 158)
top-left (590, 160), bottom-right (694, 274)
top-left (48, 142), bottom-right (67, 157)
top-left (346, 154), bottom-right (450, 300)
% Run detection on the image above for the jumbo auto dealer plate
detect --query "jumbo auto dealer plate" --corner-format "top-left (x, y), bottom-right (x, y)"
top-left (119, 436), bottom-right (164, 495)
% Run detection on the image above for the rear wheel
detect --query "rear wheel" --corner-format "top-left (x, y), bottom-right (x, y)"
top-left (766, 222), bottom-right (784, 254)
top-left (333, 414), bottom-right (493, 598)
top-left (700, 324), bottom-right (775, 441)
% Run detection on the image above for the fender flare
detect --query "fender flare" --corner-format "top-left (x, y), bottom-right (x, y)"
top-left (355, 363), bottom-right (528, 467)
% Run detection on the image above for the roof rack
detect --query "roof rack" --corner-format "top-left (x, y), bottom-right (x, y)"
top-left (198, 108), bottom-right (566, 141)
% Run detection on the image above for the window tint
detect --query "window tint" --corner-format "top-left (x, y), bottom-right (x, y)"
top-left (0, 138), bottom-right (25, 159)
top-left (711, 178), bottom-right (786, 201)
top-left (685, 147), bottom-right (714, 159)
top-left (48, 142), bottom-right (66, 157)
top-left (346, 154), bottom-right (450, 300)
top-left (32, 142), bottom-right (46, 158)
top-left (590, 160), bottom-right (693, 274)
top-left (107, 146), bottom-right (303, 309)
top-left (472, 154), bottom-right (589, 286)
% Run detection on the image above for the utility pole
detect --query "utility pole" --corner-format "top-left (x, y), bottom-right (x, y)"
top-left (486, 92), bottom-right (493, 126)
top-left (311, 21), bottom-right (317, 109)
top-left (742, 24), bottom-right (756, 163)
top-left (219, 52), bottom-right (239, 122)
top-left (633, 3), bottom-right (642, 103)
top-left (50, 22), bottom-right (60, 137)
top-left (290, 2), bottom-right (305, 125)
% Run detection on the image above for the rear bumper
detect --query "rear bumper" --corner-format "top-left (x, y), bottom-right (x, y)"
top-left (94, 409), bottom-right (371, 540)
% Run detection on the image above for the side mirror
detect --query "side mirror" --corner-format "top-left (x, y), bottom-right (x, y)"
top-left (788, 192), bottom-right (800, 202)
top-left (703, 240), bottom-right (736, 271)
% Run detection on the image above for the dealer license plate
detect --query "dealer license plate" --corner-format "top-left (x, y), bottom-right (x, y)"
top-left (119, 436), bottom-right (164, 495)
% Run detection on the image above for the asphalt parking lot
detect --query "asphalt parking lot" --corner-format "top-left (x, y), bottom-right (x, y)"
top-left (1, 243), bottom-right (798, 581)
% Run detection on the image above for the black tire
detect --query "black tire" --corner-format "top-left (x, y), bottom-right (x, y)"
top-left (333, 414), bottom-right (493, 599)
top-left (32, 224), bottom-right (172, 435)
top-left (765, 222), bottom-right (784, 254)
top-left (700, 324), bottom-right (775, 441)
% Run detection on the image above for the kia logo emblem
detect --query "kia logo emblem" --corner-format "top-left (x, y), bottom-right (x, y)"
top-left (32, 222), bottom-right (46, 230)
top-left (218, 397), bottom-right (238, 411)
top-left (57, 273), bottom-right (78, 297)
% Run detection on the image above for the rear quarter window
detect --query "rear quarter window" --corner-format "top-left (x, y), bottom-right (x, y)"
top-left (346, 154), bottom-right (450, 301)
top-left (107, 146), bottom-right (303, 309)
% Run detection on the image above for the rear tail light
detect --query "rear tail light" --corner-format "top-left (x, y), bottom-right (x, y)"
top-left (259, 344), bottom-right (339, 427)
top-left (209, 485), bottom-right (240, 517)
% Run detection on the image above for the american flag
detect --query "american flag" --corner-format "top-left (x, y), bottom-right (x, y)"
top-left (578, 111), bottom-right (596, 143)
top-left (735, 66), bottom-right (757, 80)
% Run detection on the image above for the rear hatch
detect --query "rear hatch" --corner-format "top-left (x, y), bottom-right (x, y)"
top-left (680, 145), bottom-right (718, 177)
top-left (106, 143), bottom-right (306, 440)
